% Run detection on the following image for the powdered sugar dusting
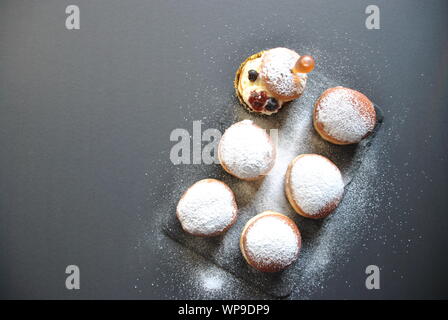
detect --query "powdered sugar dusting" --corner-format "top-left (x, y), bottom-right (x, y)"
top-left (316, 88), bottom-right (372, 143)
top-left (177, 179), bottom-right (236, 235)
top-left (219, 120), bottom-right (275, 179)
top-left (245, 216), bottom-right (299, 269)
top-left (149, 70), bottom-right (389, 299)
top-left (200, 272), bottom-right (224, 291)
top-left (261, 47), bottom-right (306, 97)
top-left (289, 155), bottom-right (344, 216)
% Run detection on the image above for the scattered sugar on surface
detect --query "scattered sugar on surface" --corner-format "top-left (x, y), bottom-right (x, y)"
top-left (133, 34), bottom-right (413, 298)
top-left (200, 272), bottom-right (224, 292)
top-left (135, 74), bottom-right (401, 299)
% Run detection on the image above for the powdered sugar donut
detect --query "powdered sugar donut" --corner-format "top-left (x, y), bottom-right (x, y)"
top-left (314, 87), bottom-right (376, 145)
top-left (260, 47), bottom-right (307, 101)
top-left (176, 179), bottom-right (238, 237)
top-left (218, 120), bottom-right (276, 180)
top-left (285, 154), bottom-right (344, 219)
top-left (240, 211), bottom-right (301, 272)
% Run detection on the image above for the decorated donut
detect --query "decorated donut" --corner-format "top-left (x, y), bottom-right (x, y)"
top-left (234, 47), bottom-right (314, 115)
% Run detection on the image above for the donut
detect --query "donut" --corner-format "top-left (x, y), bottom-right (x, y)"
top-left (218, 120), bottom-right (276, 180)
top-left (285, 154), bottom-right (344, 219)
top-left (313, 87), bottom-right (376, 145)
top-left (240, 211), bottom-right (301, 272)
top-left (176, 179), bottom-right (238, 237)
top-left (234, 48), bottom-right (310, 115)
top-left (260, 47), bottom-right (307, 101)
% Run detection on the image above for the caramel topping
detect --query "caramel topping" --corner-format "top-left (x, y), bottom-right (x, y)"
top-left (293, 55), bottom-right (315, 74)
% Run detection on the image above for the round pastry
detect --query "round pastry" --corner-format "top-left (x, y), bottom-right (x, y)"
top-left (313, 87), bottom-right (376, 145)
top-left (176, 179), bottom-right (238, 237)
top-left (234, 47), bottom-right (314, 115)
top-left (240, 211), bottom-right (301, 272)
top-left (285, 154), bottom-right (344, 219)
top-left (218, 120), bottom-right (276, 180)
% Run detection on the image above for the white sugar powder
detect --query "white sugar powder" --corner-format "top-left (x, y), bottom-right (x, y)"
top-left (201, 273), bottom-right (224, 291)
top-left (289, 155), bottom-right (344, 216)
top-left (142, 69), bottom-right (394, 300)
top-left (177, 180), bottom-right (236, 235)
top-left (316, 88), bottom-right (371, 143)
top-left (219, 120), bottom-right (275, 179)
top-left (246, 216), bottom-right (299, 267)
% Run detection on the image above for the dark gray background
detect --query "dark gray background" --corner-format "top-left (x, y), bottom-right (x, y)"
top-left (0, 0), bottom-right (447, 299)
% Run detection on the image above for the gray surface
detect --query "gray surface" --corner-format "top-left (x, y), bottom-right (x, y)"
top-left (0, 0), bottom-right (447, 299)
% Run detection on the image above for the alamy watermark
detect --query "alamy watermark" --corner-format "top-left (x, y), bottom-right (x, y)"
top-left (64, 5), bottom-right (379, 31)
top-left (169, 120), bottom-right (278, 165)
top-left (365, 5), bottom-right (380, 30)
top-left (65, 265), bottom-right (80, 290)
top-left (65, 5), bottom-right (80, 30)
top-left (365, 265), bottom-right (380, 289)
